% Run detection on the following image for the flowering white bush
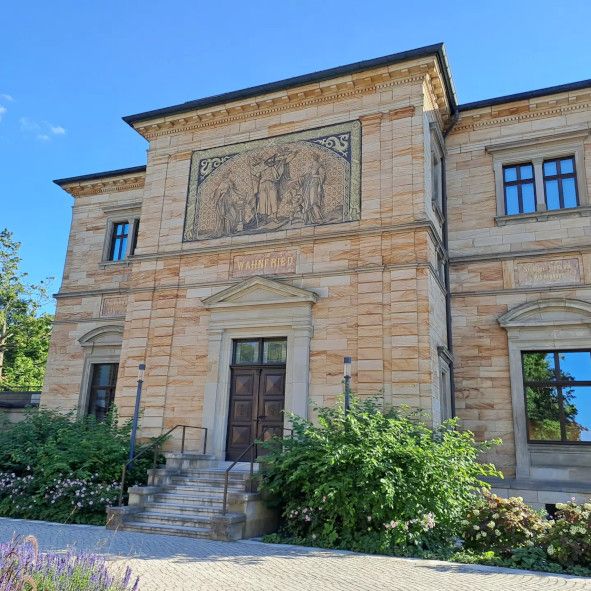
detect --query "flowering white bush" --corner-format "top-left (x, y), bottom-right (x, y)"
top-left (0, 470), bottom-right (121, 522)
top-left (43, 475), bottom-right (121, 511)
top-left (461, 490), bottom-right (550, 555)
top-left (544, 500), bottom-right (591, 568)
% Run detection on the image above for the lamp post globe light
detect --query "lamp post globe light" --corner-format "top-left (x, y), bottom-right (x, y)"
top-left (128, 363), bottom-right (146, 466)
top-left (343, 356), bottom-right (352, 414)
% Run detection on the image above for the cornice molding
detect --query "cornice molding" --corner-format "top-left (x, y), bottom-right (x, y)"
top-left (53, 261), bottom-right (434, 301)
top-left (132, 63), bottom-right (447, 141)
top-left (450, 243), bottom-right (591, 264)
top-left (453, 92), bottom-right (591, 133)
top-left (131, 219), bottom-right (440, 261)
top-left (61, 174), bottom-right (146, 198)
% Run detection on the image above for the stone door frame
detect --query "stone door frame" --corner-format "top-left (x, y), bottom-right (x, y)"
top-left (202, 276), bottom-right (317, 459)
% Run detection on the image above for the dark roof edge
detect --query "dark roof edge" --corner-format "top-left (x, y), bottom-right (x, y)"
top-left (458, 78), bottom-right (591, 112)
top-left (123, 43), bottom-right (457, 126)
top-left (53, 165), bottom-right (147, 186)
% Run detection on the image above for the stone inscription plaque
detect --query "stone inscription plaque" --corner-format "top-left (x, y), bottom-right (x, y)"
top-left (183, 121), bottom-right (361, 242)
top-left (515, 258), bottom-right (581, 287)
top-left (100, 295), bottom-right (127, 318)
top-left (232, 250), bottom-right (297, 278)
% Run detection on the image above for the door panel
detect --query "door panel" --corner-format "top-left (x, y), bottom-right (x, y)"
top-left (226, 366), bottom-right (285, 461)
top-left (256, 368), bottom-right (286, 457)
top-left (226, 368), bottom-right (258, 461)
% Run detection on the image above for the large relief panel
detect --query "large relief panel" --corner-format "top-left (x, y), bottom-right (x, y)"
top-left (183, 121), bottom-right (361, 241)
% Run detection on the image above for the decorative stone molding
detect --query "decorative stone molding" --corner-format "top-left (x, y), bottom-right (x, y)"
top-left (61, 174), bottom-right (146, 198)
top-left (202, 275), bottom-right (319, 308)
top-left (130, 61), bottom-right (449, 140)
top-left (455, 91), bottom-right (591, 133)
top-left (78, 324), bottom-right (124, 348)
top-left (498, 297), bottom-right (591, 329)
top-left (387, 105), bottom-right (416, 121)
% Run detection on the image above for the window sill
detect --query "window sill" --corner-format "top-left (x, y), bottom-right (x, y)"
top-left (495, 205), bottom-right (591, 226)
top-left (528, 442), bottom-right (591, 449)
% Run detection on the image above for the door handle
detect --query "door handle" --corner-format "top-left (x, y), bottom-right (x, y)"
top-left (257, 415), bottom-right (267, 420)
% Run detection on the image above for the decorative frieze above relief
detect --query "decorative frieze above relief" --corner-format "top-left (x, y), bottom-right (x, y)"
top-left (514, 258), bottom-right (582, 288)
top-left (183, 121), bottom-right (361, 242)
top-left (100, 295), bottom-right (128, 318)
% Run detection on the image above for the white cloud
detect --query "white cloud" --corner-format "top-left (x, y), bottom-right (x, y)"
top-left (19, 117), bottom-right (66, 141)
top-left (0, 106), bottom-right (6, 122)
top-left (0, 94), bottom-right (14, 102)
top-left (20, 116), bottom-right (40, 132)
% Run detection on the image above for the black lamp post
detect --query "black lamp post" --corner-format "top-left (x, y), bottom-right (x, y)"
top-left (128, 363), bottom-right (146, 466)
top-left (343, 356), bottom-right (352, 414)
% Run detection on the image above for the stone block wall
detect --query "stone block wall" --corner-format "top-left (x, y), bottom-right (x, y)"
top-left (447, 89), bottom-right (591, 477)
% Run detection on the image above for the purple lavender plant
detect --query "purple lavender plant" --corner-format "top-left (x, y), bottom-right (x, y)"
top-left (0, 535), bottom-right (139, 590)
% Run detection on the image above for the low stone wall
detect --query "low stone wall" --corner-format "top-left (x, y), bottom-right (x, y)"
top-left (0, 391), bottom-right (40, 423)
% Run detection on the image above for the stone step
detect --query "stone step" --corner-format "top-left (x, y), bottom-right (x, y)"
top-left (153, 493), bottom-right (236, 507)
top-left (121, 521), bottom-right (212, 539)
top-left (133, 510), bottom-right (245, 529)
top-left (174, 467), bottom-right (257, 477)
top-left (144, 502), bottom-right (224, 515)
top-left (158, 489), bottom-right (230, 502)
top-left (163, 484), bottom-right (243, 496)
top-left (166, 482), bottom-right (245, 494)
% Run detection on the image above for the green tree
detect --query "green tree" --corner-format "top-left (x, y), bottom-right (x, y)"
top-left (0, 229), bottom-right (53, 390)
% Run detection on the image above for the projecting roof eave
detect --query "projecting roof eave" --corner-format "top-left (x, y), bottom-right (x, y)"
top-left (53, 165), bottom-right (147, 187)
top-left (458, 78), bottom-right (591, 112)
top-left (53, 165), bottom-right (146, 198)
top-left (122, 43), bottom-right (458, 128)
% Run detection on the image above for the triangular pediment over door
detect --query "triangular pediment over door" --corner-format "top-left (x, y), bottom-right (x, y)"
top-left (202, 276), bottom-right (318, 309)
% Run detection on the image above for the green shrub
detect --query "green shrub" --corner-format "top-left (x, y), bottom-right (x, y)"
top-left (544, 501), bottom-right (591, 569)
top-left (461, 490), bottom-right (550, 556)
top-left (259, 397), bottom-right (501, 552)
top-left (0, 408), bottom-right (153, 524)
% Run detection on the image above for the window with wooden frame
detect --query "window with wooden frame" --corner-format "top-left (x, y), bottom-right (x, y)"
top-left (487, 131), bottom-right (589, 222)
top-left (522, 350), bottom-right (591, 444)
top-left (543, 156), bottom-right (579, 210)
top-left (104, 217), bottom-right (140, 263)
top-left (503, 163), bottom-right (536, 215)
top-left (108, 222), bottom-right (129, 261)
top-left (87, 362), bottom-right (119, 421)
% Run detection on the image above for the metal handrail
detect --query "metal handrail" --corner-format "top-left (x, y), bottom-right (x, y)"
top-left (118, 424), bottom-right (208, 506)
top-left (221, 428), bottom-right (295, 514)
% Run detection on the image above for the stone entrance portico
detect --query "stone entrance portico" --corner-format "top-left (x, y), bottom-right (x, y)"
top-left (201, 276), bottom-right (318, 459)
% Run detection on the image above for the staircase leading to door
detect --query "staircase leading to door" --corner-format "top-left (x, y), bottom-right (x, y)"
top-left (107, 453), bottom-right (278, 541)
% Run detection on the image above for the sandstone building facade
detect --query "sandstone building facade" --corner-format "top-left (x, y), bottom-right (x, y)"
top-left (45, 43), bottom-right (591, 506)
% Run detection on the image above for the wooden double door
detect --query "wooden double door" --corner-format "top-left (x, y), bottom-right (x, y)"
top-left (226, 338), bottom-right (287, 461)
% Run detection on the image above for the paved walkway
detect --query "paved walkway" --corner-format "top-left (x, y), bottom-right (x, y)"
top-left (1, 518), bottom-right (590, 590)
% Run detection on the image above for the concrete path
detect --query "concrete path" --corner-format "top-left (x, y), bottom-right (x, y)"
top-left (1, 517), bottom-right (590, 590)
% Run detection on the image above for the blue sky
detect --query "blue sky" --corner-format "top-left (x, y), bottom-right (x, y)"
top-left (1, 0), bottom-right (590, 312)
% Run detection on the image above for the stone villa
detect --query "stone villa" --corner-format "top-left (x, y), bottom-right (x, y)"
top-left (45, 43), bottom-right (591, 523)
